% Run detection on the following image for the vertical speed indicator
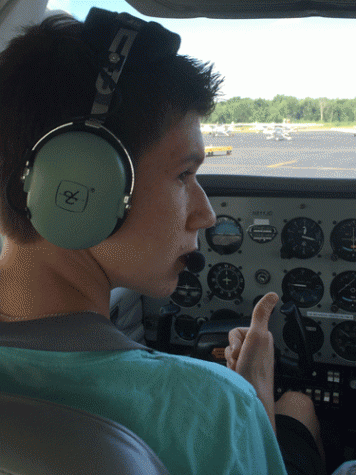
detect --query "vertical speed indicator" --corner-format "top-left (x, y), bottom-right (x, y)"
top-left (207, 263), bottom-right (245, 300)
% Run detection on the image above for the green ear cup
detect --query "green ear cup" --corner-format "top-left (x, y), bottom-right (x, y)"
top-left (23, 129), bottom-right (133, 249)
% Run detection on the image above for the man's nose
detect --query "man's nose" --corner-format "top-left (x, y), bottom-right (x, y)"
top-left (188, 183), bottom-right (216, 231)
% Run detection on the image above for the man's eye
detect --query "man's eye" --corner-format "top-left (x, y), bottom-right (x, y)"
top-left (178, 169), bottom-right (194, 182)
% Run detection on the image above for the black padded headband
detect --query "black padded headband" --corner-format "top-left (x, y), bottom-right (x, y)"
top-left (83, 7), bottom-right (181, 71)
top-left (82, 7), bottom-right (181, 121)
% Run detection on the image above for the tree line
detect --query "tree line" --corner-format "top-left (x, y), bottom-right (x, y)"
top-left (205, 95), bottom-right (356, 124)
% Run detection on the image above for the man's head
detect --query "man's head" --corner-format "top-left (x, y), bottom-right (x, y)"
top-left (0, 10), bottom-right (222, 248)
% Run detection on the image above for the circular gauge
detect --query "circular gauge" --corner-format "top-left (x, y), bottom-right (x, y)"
top-left (171, 271), bottom-right (202, 307)
top-left (330, 271), bottom-right (356, 312)
top-left (331, 321), bottom-right (356, 362)
top-left (207, 263), bottom-right (245, 300)
top-left (174, 315), bottom-right (200, 341)
top-left (205, 216), bottom-right (243, 255)
top-left (210, 309), bottom-right (241, 321)
top-left (281, 217), bottom-right (324, 259)
top-left (282, 268), bottom-right (324, 308)
top-left (283, 317), bottom-right (324, 355)
top-left (330, 219), bottom-right (356, 262)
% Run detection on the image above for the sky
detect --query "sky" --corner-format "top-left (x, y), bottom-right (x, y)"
top-left (47, 0), bottom-right (356, 101)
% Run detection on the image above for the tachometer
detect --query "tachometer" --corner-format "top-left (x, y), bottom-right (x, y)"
top-left (207, 263), bottom-right (245, 300)
top-left (281, 217), bottom-right (324, 259)
top-left (330, 219), bottom-right (356, 262)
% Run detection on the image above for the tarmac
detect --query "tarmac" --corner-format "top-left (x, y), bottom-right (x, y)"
top-left (201, 131), bottom-right (356, 179)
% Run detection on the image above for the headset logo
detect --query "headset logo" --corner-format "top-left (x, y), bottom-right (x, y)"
top-left (56, 181), bottom-right (89, 213)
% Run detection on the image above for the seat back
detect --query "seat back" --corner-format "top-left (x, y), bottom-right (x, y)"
top-left (0, 391), bottom-right (170, 475)
top-left (0, 313), bottom-right (169, 474)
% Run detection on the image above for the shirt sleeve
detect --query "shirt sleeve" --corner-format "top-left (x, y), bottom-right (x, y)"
top-left (147, 352), bottom-right (289, 475)
top-left (331, 461), bottom-right (356, 475)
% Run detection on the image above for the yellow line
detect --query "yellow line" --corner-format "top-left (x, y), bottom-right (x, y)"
top-left (267, 160), bottom-right (298, 168)
top-left (278, 166), bottom-right (356, 171)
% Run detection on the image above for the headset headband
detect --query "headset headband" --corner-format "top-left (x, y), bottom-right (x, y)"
top-left (83, 8), bottom-right (181, 122)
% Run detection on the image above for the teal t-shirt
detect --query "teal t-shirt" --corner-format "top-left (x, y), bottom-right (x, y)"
top-left (0, 347), bottom-right (287, 475)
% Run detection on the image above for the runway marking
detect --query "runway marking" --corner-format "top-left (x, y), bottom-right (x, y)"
top-left (267, 160), bottom-right (298, 168)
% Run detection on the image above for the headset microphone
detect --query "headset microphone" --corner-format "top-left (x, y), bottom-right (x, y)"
top-left (185, 251), bottom-right (205, 274)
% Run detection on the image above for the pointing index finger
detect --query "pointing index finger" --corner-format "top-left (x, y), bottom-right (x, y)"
top-left (250, 292), bottom-right (279, 332)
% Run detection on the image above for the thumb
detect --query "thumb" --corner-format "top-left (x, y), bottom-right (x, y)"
top-left (249, 292), bottom-right (279, 333)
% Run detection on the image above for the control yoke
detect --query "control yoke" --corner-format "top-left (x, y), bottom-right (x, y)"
top-left (279, 301), bottom-right (314, 377)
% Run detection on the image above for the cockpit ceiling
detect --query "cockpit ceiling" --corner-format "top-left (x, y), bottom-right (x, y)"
top-left (125, 0), bottom-right (356, 19)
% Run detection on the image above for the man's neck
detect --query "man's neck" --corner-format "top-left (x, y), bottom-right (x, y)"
top-left (0, 238), bottom-right (111, 321)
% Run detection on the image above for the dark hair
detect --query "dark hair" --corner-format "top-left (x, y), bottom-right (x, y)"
top-left (0, 13), bottom-right (223, 244)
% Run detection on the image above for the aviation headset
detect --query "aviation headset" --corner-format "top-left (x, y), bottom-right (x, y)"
top-left (6, 7), bottom-right (180, 250)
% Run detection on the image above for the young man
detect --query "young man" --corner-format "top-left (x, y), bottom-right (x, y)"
top-left (0, 9), bottom-right (326, 474)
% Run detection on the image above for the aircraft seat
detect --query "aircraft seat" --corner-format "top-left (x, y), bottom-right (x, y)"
top-left (0, 391), bottom-right (170, 475)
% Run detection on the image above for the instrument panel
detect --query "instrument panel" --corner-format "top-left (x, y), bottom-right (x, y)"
top-left (143, 175), bottom-right (356, 368)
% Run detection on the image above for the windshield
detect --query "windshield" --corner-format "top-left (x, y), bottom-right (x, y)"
top-left (51, 0), bottom-right (356, 179)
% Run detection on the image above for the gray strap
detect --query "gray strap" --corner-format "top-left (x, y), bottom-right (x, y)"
top-left (91, 28), bottom-right (138, 118)
top-left (0, 312), bottom-right (153, 352)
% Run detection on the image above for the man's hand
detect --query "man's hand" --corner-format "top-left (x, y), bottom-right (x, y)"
top-left (224, 292), bottom-right (279, 432)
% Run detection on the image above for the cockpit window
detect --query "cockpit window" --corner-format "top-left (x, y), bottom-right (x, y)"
top-left (58, 0), bottom-right (356, 179)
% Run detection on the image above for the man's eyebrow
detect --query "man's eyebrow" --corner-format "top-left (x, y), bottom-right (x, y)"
top-left (180, 153), bottom-right (205, 167)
